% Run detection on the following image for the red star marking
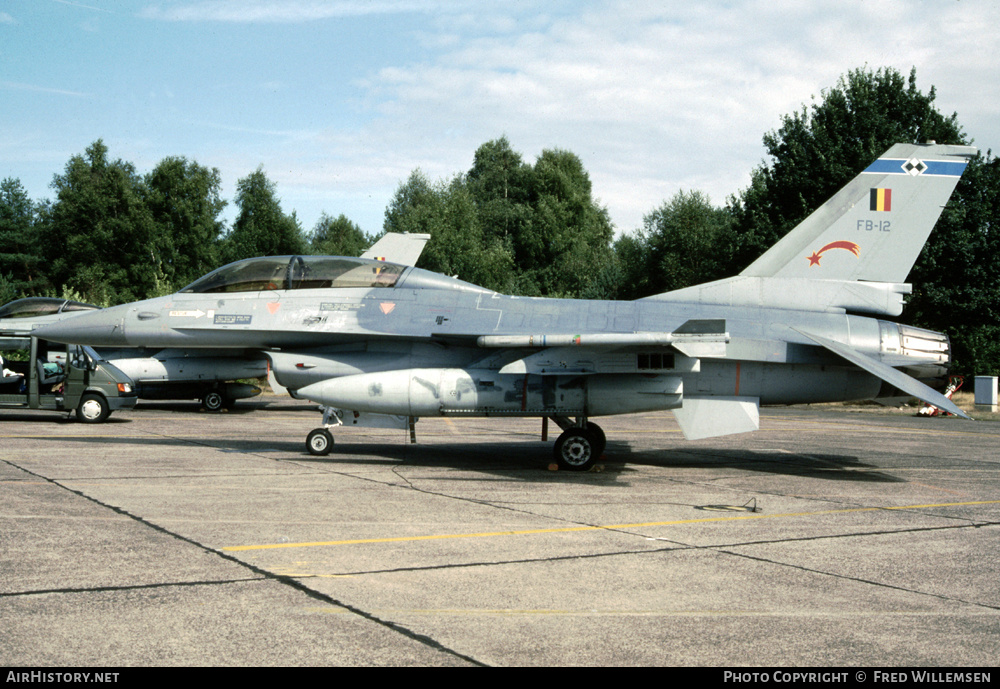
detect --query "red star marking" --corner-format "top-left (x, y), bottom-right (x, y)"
top-left (806, 241), bottom-right (860, 267)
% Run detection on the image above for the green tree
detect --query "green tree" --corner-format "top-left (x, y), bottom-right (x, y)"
top-left (144, 157), bottom-right (226, 291)
top-left (461, 139), bottom-right (617, 296)
top-left (0, 272), bottom-right (16, 305)
top-left (310, 213), bottom-right (372, 256)
top-left (465, 136), bottom-right (534, 252)
top-left (0, 177), bottom-right (46, 298)
top-left (384, 170), bottom-right (515, 291)
top-left (907, 153), bottom-right (1000, 375)
top-left (725, 66), bottom-right (1000, 374)
top-left (222, 167), bottom-right (306, 262)
top-left (383, 169), bottom-right (439, 238)
top-left (527, 148), bottom-right (615, 297)
top-left (46, 140), bottom-right (159, 305)
top-left (729, 67), bottom-right (966, 270)
top-left (616, 190), bottom-right (733, 300)
top-left (385, 139), bottom-right (618, 296)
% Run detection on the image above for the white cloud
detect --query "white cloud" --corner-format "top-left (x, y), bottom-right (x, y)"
top-left (286, 0), bottom-right (1000, 233)
top-left (30, 0), bottom-right (995, 237)
top-left (51, 0), bottom-right (114, 13)
top-left (139, 0), bottom-right (449, 23)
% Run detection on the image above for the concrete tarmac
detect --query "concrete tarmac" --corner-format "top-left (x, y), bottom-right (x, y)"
top-left (1, 399), bottom-right (998, 667)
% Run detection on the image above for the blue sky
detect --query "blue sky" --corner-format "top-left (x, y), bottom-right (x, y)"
top-left (2, 0), bottom-right (998, 239)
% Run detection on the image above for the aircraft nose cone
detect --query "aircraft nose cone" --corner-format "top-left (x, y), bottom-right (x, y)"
top-left (34, 306), bottom-right (129, 346)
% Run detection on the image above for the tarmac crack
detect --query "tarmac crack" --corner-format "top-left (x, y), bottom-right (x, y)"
top-left (383, 464), bottom-right (659, 539)
top-left (0, 577), bottom-right (263, 599)
top-left (325, 543), bottom-right (699, 576)
top-left (1, 457), bottom-right (489, 668)
top-left (247, 455), bottom-right (1000, 612)
top-left (294, 518), bottom-right (1000, 616)
top-left (656, 471), bottom-right (994, 530)
top-left (714, 540), bottom-right (1000, 612)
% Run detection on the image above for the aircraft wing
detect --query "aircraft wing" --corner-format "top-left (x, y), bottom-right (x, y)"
top-left (792, 327), bottom-right (969, 419)
top-left (361, 233), bottom-right (431, 266)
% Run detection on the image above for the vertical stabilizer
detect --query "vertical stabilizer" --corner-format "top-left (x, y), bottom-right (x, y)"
top-left (740, 143), bottom-right (977, 283)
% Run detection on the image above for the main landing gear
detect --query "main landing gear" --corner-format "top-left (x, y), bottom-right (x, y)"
top-left (551, 417), bottom-right (606, 472)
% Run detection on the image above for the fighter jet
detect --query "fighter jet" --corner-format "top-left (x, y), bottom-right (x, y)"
top-left (36, 143), bottom-right (976, 470)
top-left (1, 233), bottom-right (431, 410)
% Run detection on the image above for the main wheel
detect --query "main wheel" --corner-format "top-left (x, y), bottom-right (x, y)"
top-left (306, 428), bottom-right (334, 456)
top-left (554, 428), bottom-right (598, 471)
top-left (584, 422), bottom-right (607, 457)
top-left (77, 393), bottom-right (110, 424)
top-left (202, 390), bottom-right (225, 412)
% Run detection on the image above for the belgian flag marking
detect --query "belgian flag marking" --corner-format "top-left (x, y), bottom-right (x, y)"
top-left (870, 188), bottom-right (892, 212)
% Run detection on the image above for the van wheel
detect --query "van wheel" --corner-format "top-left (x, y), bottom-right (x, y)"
top-left (77, 393), bottom-right (110, 423)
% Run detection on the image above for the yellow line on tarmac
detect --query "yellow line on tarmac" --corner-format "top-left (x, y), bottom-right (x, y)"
top-left (221, 499), bottom-right (1000, 552)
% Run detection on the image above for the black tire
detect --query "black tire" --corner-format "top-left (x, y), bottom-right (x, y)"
top-left (202, 390), bottom-right (225, 412)
top-left (306, 428), bottom-right (334, 456)
top-left (585, 422), bottom-right (607, 457)
top-left (77, 393), bottom-right (110, 424)
top-left (554, 428), bottom-right (598, 471)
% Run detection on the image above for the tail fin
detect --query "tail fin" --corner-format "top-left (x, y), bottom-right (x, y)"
top-left (646, 143), bottom-right (977, 315)
top-left (740, 143), bottom-right (977, 282)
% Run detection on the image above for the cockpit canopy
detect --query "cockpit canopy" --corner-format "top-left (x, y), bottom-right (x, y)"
top-left (180, 256), bottom-right (407, 294)
top-left (0, 297), bottom-right (100, 319)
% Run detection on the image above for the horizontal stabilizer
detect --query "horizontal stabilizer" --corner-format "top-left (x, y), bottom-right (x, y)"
top-left (792, 327), bottom-right (969, 419)
top-left (645, 276), bottom-right (912, 316)
top-left (673, 396), bottom-right (760, 440)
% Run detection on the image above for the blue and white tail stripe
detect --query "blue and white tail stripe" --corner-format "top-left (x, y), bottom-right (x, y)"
top-left (863, 157), bottom-right (968, 177)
